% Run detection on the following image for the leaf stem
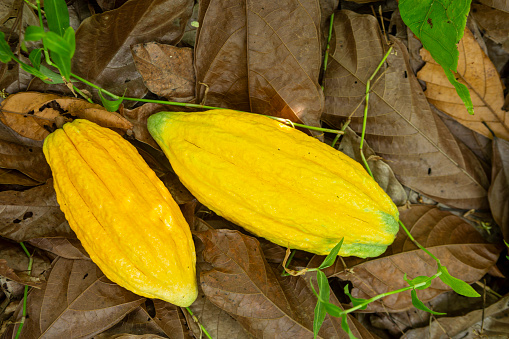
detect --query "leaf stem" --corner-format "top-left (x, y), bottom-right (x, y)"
top-left (321, 13), bottom-right (334, 91)
top-left (398, 220), bottom-right (440, 264)
top-left (185, 307), bottom-right (212, 339)
top-left (360, 46), bottom-right (393, 177)
top-left (14, 242), bottom-right (33, 339)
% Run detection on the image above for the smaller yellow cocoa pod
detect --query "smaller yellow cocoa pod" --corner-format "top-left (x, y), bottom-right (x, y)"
top-left (43, 119), bottom-right (197, 307)
top-left (148, 110), bottom-right (400, 258)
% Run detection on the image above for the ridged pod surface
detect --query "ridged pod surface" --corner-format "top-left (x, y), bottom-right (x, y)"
top-left (43, 119), bottom-right (197, 306)
top-left (148, 110), bottom-right (399, 258)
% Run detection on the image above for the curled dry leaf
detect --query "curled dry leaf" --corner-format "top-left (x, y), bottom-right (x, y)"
top-left (28, 238), bottom-right (90, 260)
top-left (0, 168), bottom-right (40, 186)
top-left (322, 10), bottom-right (489, 210)
top-left (0, 92), bottom-right (133, 141)
top-left (195, 228), bottom-right (375, 338)
top-left (5, 257), bottom-right (145, 339)
top-left (479, 0), bottom-right (509, 13)
top-left (95, 300), bottom-right (192, 339)
top-left (402, 295), bottom-right (509, 339)
top-left (418, 28), bottom-right (509, 140)
top-left (72, 0), bottom-right (193, 102)
top-left (311, 205), bottom-right (501, 312)
top-left (0, 139), bottom-right (51, 183)
top-left (131, 43), bottom-right (195, 101)
top-left (195, 0), bottom-right (324, 128)
top-left (489, 136), bottom-right (509, 240)
top-left (0, 179), bottom-right (73, 242)
top-left (338, 126), bottom-right (407, 206)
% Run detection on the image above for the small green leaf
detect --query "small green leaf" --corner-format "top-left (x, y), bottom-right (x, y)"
top-left (340, 314), bottom-right (357, 339)
top-left (39, 65), bottom-right (65, 84)
top-left (63, 26), bottom-right (75, 57)
top-left (29, 49), bottom-right (42, 70)
top-left (19, 63), bottom-right (50, 81)
top-left (99, 90), bottom-right (124, 112)
top-left (0, 32), bottom-right (15, 63)
top-left (24, 26), bottom-right (46, 41)
top-left (318, 238), bottom-right (343, 269)
top-left (343, 285), bottom-right (368, 310)
top-left (403, 274), bottom-right (433, 290)
top-left (410, 289), bottom-right (446, 315)
top-left (438, 265), bottom-right (480, 297)
top-left (44, 0), bottom-right (70, 36)
top-left (50, 52), bottom-right (71, 82)
top-left (43, 31), bottom-right (72, 56)
top-left (323, 301), bottom-right (342, 317)
top-left (443, 67), bottom-right (473, 114)
top-left (313, 301), bottom-right (326, 339)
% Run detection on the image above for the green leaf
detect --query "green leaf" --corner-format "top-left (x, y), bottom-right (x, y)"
top-left (403, 274), bottom-right (433, 290)
top-left (343, 285), bottom-right (368, 310)
top-left (44, 0), bottom-right (70, 36)
top-left (438, 265), bottom-right (480, 297)
top-left (313, 301), bottom-right (326, 339)
top-left (63, 26), bottom-right (76, 57)
top-left (323, 301), bottom-right (342, 317)
top-left (318, 238), bottom-right (343, 269)
top-left (24, 26), bottom-right (46, 41)
top-left (399, 0), bottom-right (474, 114)
top-left (43, 31), bottom-right (72, 56)
top-left (99, 90), bottom-right (124, 112)
top-left (0, 32), bottom-right (15, 63)
top-left (19, 63), bottom-right (50, 81)
top-left (39, 65), bottom-right (65, 84)
top-left (29, 49), bottom-right (43, 70)
top-left (340, 314), bottom-right (357, 339)
top-left (410, 289), bottom-right (446, 315)
top-left (50, 52), bottom-right (71, 81)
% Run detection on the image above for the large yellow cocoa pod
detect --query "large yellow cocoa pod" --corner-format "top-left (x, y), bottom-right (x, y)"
top-left (147, 110), bottom-right (399, 258)
top-left (43, 119), bottom-right (197, 306)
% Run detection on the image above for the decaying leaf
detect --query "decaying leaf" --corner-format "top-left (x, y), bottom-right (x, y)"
top-left (195, 228), bottom-right (375, 338)
top-left (310, 205), bottom-right (501, 312)
top-left (72, 0), bottom-right (193, 102)
top-left (0, 168), bottom-right (40, 186)
top-left (195, 0), bottom-right (324, 128)
top-left (402, 295), bottom-right (509, 338)
top-left (0, 179), bottom-right (73, 242)
top-left (0, 92), bottom-right (133, 141)
top-left (322, 10), bottom-right (489, 210)
top-left (0, 139), bottom-right (51, 182)
top-left (489, 136), bottom-right (509, 240)
top-left (131, 42), bottom-right (195, 101)
top-left (338, 126), bottom-right (407, 206)
top-left (418, 28), bottom-right (509, 140)
top-left (472, 3), bottom-right (509, 52)
top-left (5, 257), bottom-right (145, 338)
top-left (28, 237), bottom-right (90, 260)
top-left (479, 0), bottom-right (509, 13)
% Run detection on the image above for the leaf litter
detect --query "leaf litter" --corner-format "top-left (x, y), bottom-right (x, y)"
top-left (0, 1), bottom-right (508, 338)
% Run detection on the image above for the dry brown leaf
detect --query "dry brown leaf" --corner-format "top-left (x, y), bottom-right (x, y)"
top-left (5, 257), bottom-right (145, 339)
top-left (310, 205), bottom-right (501, 312)
top-left (28, 238), bottom-right (90, 260)
top-left (0, 179), bottom-right (73, 242)
top-left (0, 168), bottom-right (40, 186)
top-left (0, 239), bottom-right (49, 288)
top-left (0, 139), bottom-right (51, 182)
top-left (489, 136), bottom-right (509, 240)
top-left (131, 43), bottom-right (195, 101)
top-left (418, 28), bottom-right (509, 140)
top-left (472, 3), bottom-right (509, 51)
top-left (338, 127), bottom-right (407, 206)
top-left (322, 10), bottom-right (489, 210)
top-left (0, 92), bottom-right (133, 141)
top-left (195, 0), bottom-right (324, 128)
top-left (95, 300), bottom-right (192, 339)
top-left (479, 0), bottom-right (509, 13)
top-left (195, 228), bottom-right (376, 338)
top-left (402, 295), bottom-right (509, 339)
top-left (72, 0), bottom-right (193, 102)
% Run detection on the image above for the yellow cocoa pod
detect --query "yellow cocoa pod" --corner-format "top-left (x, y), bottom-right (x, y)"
top-left (147, 110), bottom-right (399, 258)
top-left (43, 119), bottom-right (197, 306)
